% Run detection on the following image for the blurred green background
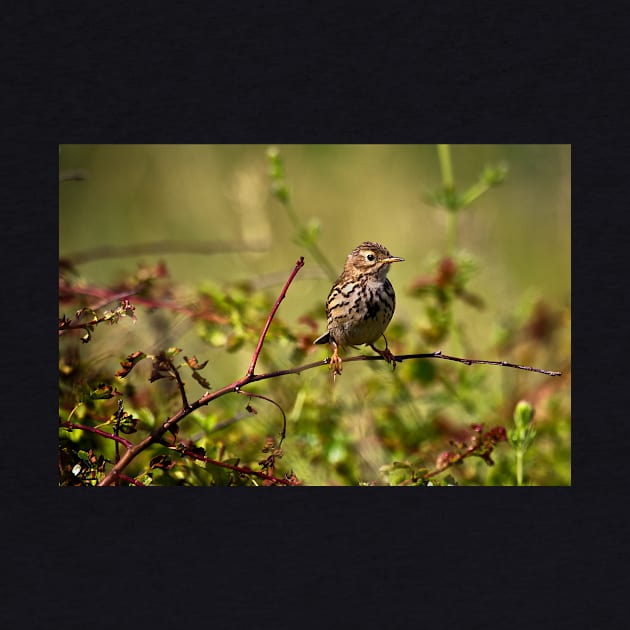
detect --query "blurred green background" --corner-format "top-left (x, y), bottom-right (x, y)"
top-left (59, 144), bottom-right (570, 331)
top-left (59, 144), bottom-right (570, 485)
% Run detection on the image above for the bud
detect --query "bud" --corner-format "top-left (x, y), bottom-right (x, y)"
top-left (514, 400), bottom-right (534, 430)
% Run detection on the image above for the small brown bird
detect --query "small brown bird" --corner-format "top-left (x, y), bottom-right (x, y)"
top-left (314, 241), bottom-right (404, 376)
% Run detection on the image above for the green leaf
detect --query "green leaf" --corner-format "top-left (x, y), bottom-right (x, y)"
top-left (90, 384), bottom-right (117, 400)
top-left (118, 413), bottom-right (138, 434)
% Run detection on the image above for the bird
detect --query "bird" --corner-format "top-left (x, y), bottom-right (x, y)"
top-left (314, 241), bottom-right (404, 377)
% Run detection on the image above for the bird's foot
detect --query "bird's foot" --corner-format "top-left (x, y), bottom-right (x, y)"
top-left (329, 345), bottom-right (343, 379)
top-left (369, 339), bottom-right (398, 370)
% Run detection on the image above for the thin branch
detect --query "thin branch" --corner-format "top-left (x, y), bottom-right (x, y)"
top-left (166, 356), bottom-right (189, 410)
top-left (177, 446), bottom-right (295, 486)
top-left (246, 256), bottom-right (305, 377)
top-left (426, 351), bottom-right (562, 376)
top-left (113, 399), bottom-right (124, 466)
top-left (236, 389), bottom-right (288, 443)
top-left (341, 350), bottom-right (563, 377)
top-left (65, 240), bottom-right (268, 265)
top-left (58, 299), bottom-right (136, 338)
top-left (60, 422), bottom-right (134, 449)
top-left (243, 350), bottom-right (562, 382)
top-left (422, 425), bottom-right (508, 481)
top-left (60, 285), bottom-right (229, 325)
top-left (98, 258), bottom-right (306, 486)
top-left (117, 473), bottom-right (145, 486)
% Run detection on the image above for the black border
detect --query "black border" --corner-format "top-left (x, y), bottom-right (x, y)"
top-left (5, 2), bottom-right (626, 628)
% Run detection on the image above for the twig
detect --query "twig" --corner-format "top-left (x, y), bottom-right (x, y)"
top-left (165, 356), bottom-right (189, 410)
top-left (427, 351), bottom-right (561, 376)
top-left (97, 257), bottom-right (306, 486)
top-left (117, 473), bottom-right (145, 486)
top-left (236, 389), bottom-right (288, 443)
top-left (113, 399), bottom-right (124, 467)
top-left (60, 285), bottom-right (229, 325)
top-left (65, 240), bottom-right (268, 265)
top-left (60, 421), bottom-right (134, 449)
top-left (246, 257), bottom-right (305, 377)
top-left (342, 350), bottom-right (562, 377)
top-left (241, 350), bottom-right (562, 382)
top-left (177, 446), bottom-right (295, 485)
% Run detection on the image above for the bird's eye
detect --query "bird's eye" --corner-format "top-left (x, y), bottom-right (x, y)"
top-left (366, 253), bottom-right (375, 261)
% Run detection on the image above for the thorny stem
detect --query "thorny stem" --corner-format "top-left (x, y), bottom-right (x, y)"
top-left (113, 399), bottom-right (123, 468)
top-left (61, 422), bottom-right (134, 449)
top-left (61, 285), bottom-right (231, 328)
top-left (60, 288), bottom-right (140, 313)
top-left (97, 257), bottom-right (306, 487)
top-left (246, 256), bottom-right (305, 377)
top-left (245, 351), bottom-right (562, 379)
top-left (236, 390), bottom-right (288, 444)
top-left (166, 356), bottom-right (189, 410)
top-left (118, 473), bottom-right (145, 486)
top-left (387, 351), bottom-right (562, 376)
top-left (178, 446), bottom-right (295, 485)
top-left (59, 421), bottom-right (292, 485)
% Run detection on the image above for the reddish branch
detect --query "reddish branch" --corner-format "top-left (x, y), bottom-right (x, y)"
top-left (59, 421), bottom-right (293, 485)
top-left (117, 473), bottom-right (145, 486)
top-left (60, 285), bottom-right (230, 325)
top-left (96, 257), bottom-right (306, 486)
top-left (246, 256), bottom-right (305, 377)
top-left (342, 351), bottom-right (562, 377)
top-left (178, 447), bottom-right (297, 486)
top-left (62, 421), bottom-right (134, 449)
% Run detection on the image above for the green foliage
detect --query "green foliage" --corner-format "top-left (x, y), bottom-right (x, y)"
top-left (58, 144), bottom-right (570, 486)
top-left (507, 400), bottom-right (538, 486)
top-left (266, 146), bottom-right (337, 281)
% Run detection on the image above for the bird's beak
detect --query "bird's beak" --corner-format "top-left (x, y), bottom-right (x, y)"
top-left (383, 256), bottom-right (404, 264)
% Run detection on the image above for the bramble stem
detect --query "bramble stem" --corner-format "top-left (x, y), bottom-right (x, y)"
top-left (60, 421), bottom-right (134, 449)
top-left (97, 257), bottom-right (305, 486)
top-left (178, 446), bottom-right (295, 485)
top-left (246, 256), bottom-right (304, 377)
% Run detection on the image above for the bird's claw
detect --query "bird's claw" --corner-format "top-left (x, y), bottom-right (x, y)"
top-left (370, 343), bottom-right (398, 370)
top-left (329, 346), bottom-right (343, 378)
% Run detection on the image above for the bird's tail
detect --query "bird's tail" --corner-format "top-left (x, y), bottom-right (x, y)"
top-left (313, 332), bottom-right (330, 345)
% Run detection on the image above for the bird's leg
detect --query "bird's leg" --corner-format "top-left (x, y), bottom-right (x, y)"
top-left (369, 334), bottom-right (397, 370)
top-left (329, 342), bottom-right (343, 378)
